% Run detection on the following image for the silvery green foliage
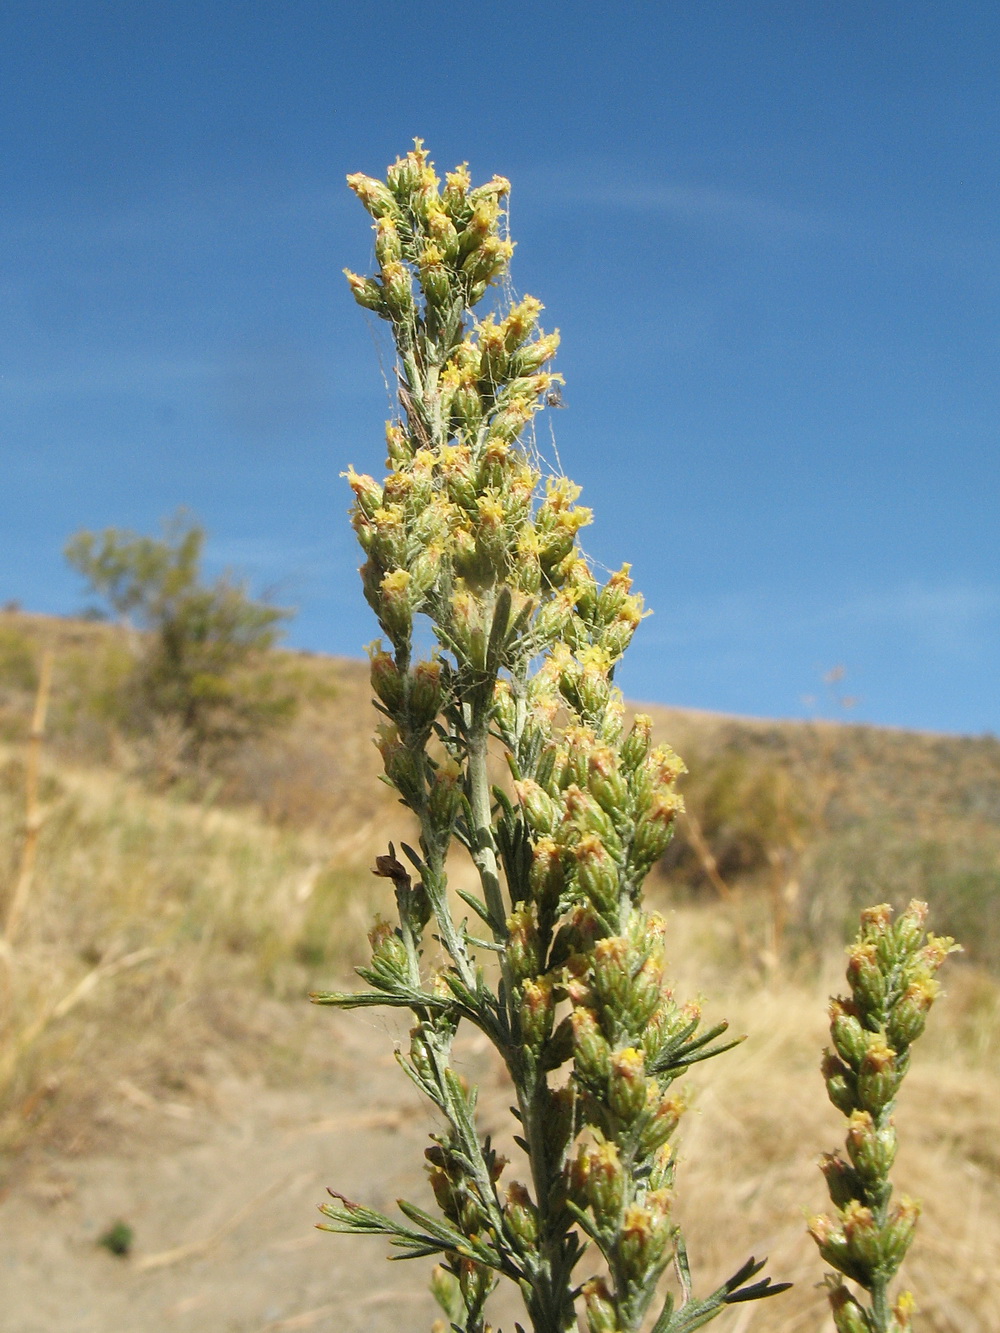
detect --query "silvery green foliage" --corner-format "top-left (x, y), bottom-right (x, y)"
top-left (314, 142), bottom-right (790, 1333)
top-left (811, 901), bottom-right (958, 1333)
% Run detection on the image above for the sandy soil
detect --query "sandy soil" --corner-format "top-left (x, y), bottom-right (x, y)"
top-left (0, 1010), bottom-right (525, 1333)
top-left (5, 983), bottom-right (998, 1333)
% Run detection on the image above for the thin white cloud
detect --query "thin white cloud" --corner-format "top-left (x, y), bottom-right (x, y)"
top-left (525, 162), bottom-right (828, 241)
top-left (571, 180), bottom-right (818, 236)
top-left (641, 581), bottom-right (1000, 654)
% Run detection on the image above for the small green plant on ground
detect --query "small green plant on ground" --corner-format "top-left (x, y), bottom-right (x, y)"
top-left (316, 142), bottom-right (956, 1333)
top-left (97, 1219), bottom-right (134, 1257)
top-left (65, 511), bottom-right (295, 761)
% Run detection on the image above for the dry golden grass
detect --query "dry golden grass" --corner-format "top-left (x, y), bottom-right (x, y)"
top-left (652, 906), bottom-right (1000, 1332)
top-left (0, 612), bottom-right (998, 1329)
top-left (0, 752), bottom-right (399, 1163)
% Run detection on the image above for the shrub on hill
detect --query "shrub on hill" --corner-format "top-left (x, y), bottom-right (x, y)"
top-left (64, 512), bottom-right (296, 766)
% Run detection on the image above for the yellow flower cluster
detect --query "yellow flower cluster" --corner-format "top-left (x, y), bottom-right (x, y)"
top-left (810, 900), bottom-right (959, 1331)
top-left (321, 145), bottom-right (794, 1333)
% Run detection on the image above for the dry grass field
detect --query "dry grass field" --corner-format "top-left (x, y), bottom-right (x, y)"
top-left (1, 611), bottom-right (998, 1331)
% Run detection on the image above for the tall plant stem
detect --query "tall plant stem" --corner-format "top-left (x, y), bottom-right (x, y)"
top-left (467, 716), bottom-right (506, 942)
top-left (467, 710), bottom-right (575, 1333)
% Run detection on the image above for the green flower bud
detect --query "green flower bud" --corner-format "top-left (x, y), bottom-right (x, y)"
top-left (842, 1200), bottom-right (881, 1284)
top-left (384, 421), bottom-right (411, 467)
top-left (894, 899), bottom-right (929, 955)
top-left (563, 784), bottom-right (622, 854)
top-left (506, 905), bottom-right (541, 983)
top-left (631, 790), bottom-right (682, 868)
top-left (374, 216), bottom-right (402, 266)
top-left (458, 1257), bottom-right (493, 1311)
top-left (579, 1141), bottom-right (625, 1224)
top-left (420, 259), bottom-right (451, 307)
top-left (882, 1197), bottom-right (921, 1274)
top-left (601, 614), bottom-right (640, 662)
top-left (828, 1283), bottom-right (871, 1333)
top-left (344, 466), bottom-right (384, 519)
top-left (529, 837), bottom-right (565, 914)
top-left (377, 568), bottom-right (414, 645)
top-left (648, 1144), bottom-right (675, 1192)
top-left (887, 978), bottom-right (938, 1051)
top-left (574, 834), bottom-right (620, 913)
top-left (368, 646), bottom-right (404, 713)
top-left (830, 998), bottom-right (869, 1069)
top-left (368, 917), bottom-right (407, 975)
top-left (451, 381), bottom-right (483, 432)
top-left (385, 150), bottom-right (422, 199)
top-left (822, 1050), bottom-right (859, 1117)
top-left (534, 592), bottom-right (575, 645)
top-left (515, 778), bottom-right (561, 836)
top-left (608, 1046), bottom-right (647, 1122)
top-left (847, 943), bottom-right (887, 1014)
top-left (344, 269), bottom-right (388, 315)
top-left (380, 260), bottom-right (414, 320)
top-left (468, 173), bottom-right (511, 205)
top-left (627, 956), bottom-right (663, 1032)
top-left (572, 1006), bottom-right (611, 1084)
top-left (512, 331), bottom-right (560, 374)
top-left (582, 1278), bottom-right (618, 1333)
top-left (820, 1153), bottom-right (865, 1209)
top-left (587, 747), bottom-right (629, 820)
top-left (620, 714), bottom-right (653, 771)
top-left (592, 936), bottom-right (632, 1012)
top-left (477, 319), bottom-right (509, 384)
top-left (808, 1210), bottom-right (871, 1289)
top-left (375, 722), bottom-right (424, 805)
top-left (462, 235), bottom-right (514, 287)
top-left (595, 565), bottom-right (632, 621)
top-left (408, 659), bottom-right (445, 729)
top-left (427, 207), bottom-right (460, 262)
top-left (447, 589), bottom-right (487, 669)
top-left (637, 1092), bottom-right (684, 1156)
top-left (520, 977), bottom-right (555, 1049)
top-left (409, 1026), bottom-right (435, 1085)
top-left (492, 680), bottom-right (517, 735)
top-left (504, 1181), bottom-right (538, 1248)
top-left (857, 1038), bottom-right (901, 1116)
top-left (346, 172), bottom-right (399, 218)
top-left (846, 1109), bottom-right (897, 1185)
top-left (618, 1193), bottom-right (672, 1283)
top-left (427, 757), bottom-right (463, 828)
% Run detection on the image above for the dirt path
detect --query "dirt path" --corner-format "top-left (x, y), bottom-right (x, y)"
top-left (1, 1013), bottom-right (523, 1333)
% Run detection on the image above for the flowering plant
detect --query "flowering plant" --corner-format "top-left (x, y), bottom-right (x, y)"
top-left (314, 143), bottom-right (954, 1333)
top-left (810, 901), bottom-right (959, 1332)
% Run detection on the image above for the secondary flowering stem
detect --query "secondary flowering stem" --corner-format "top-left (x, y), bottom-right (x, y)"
top-left (810, 901), bottom-right (959, 1333)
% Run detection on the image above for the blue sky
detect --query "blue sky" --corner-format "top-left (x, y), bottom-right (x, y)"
top-left (2, 2), bottom-right (998, 733)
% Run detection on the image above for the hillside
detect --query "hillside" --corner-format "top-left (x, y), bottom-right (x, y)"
top-left (1, 610), bottom-right (998, 1332)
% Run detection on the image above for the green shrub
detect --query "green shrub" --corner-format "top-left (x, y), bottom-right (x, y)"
top-left (65, 512), bottom-right (296, 761)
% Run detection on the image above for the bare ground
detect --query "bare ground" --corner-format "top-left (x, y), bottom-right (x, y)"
top-left (2, 1009), bottom-right (464, 1333)
top-left (4, 965), bottom-right (998, 1333)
